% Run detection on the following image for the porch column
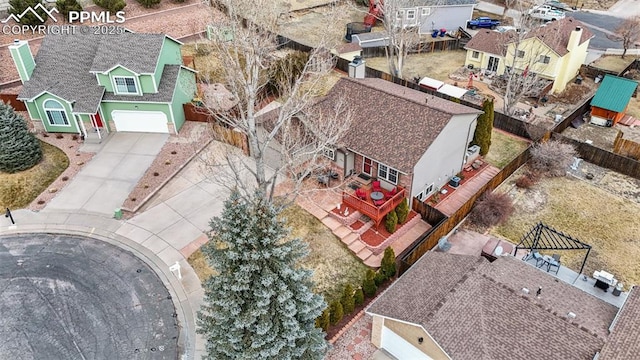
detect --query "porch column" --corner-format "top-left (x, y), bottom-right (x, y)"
top-left (75, 114), bottom-right (87, 139)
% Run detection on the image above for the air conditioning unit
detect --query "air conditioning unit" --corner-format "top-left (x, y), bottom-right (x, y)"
top-left (465, 145), bottom-right (481, 164)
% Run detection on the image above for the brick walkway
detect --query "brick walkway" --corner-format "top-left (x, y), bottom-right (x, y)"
top-left (325, 314), bottom-right (376, 360)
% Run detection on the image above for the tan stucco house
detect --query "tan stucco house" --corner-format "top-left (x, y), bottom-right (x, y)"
top-left (464, 17), bottom-right (594, 94)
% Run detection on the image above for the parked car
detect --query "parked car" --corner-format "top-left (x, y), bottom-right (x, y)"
top-left (528, 5), bottom-right (566, 21)
top-left (466, 17), bottom-right (501, 30)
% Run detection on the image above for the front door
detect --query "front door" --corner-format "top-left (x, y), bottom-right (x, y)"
top-left (363, 157), bottom-right (373, 176)
top-left (91, 112), bottom-right (104, 129)
top-left (488, 56), bottom-right (500, 72)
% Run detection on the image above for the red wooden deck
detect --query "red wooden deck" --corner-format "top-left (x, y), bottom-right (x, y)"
top-left (342, 186), bottom-right (406, 227)
top-left (434, 165), bottom-right (500, 216)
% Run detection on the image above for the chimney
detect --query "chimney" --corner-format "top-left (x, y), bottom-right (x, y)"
top-left (567, 26), bottom-right (583, 52)
top-left (8, 40), bottom-right (36, 83)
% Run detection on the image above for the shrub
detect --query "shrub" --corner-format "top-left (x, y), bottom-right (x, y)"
top-left (8, 0), bottom-right (48, 25)
top-left (94, 0), bottom-right (125, 13)
top-left (315, 308), bottom-right (330, 331)
top-left (268, 51), bottom-right (310, 96)
top-left (362, 269), bottom-right (377, 298)
top-left (330, 301), bottom-right (344, 325)
top-left (385, 210), bottom-right (398, 233)
top-left (472, 98), bottom-right (494, 156)
top-left (56, 0), bottom-right (83, 21)
top-left (374, 271), bottom-right (387, 286)
top-left (529, 140), bottom-right (577, 177)
top-left (396, 198), bottom-right (409, 224)
top-left (354, 288), bottom-right (364, 306)
top-left (515, 174), bottom-right (536, 189)
top-left (0, 101), bottom-right (43, 173)
top-left (341, 284), bottom-right (355, 314)
top-left (468, 191), bottom-right (515, 228)
top-left (381, 247), bottom-right (396, 279)
top-left (136, 0), bottom-right (160, 7)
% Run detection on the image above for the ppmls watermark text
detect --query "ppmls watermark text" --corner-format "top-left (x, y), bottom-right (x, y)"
top-left (2, 25), bottom-right (126, 35)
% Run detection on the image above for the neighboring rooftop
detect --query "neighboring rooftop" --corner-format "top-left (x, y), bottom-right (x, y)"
top-left (598, 287), bottom-right (640, 359)
top-left (367, 252), bottom-right (621, 360)
top-left (313, 77), bottom-right (481, 173)
top-left (591, 75), bottom-right (639, 112)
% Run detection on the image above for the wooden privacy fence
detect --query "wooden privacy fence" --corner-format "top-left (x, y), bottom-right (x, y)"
top-left (553, 133), bottom-right (640, 180)
top-left (0, 93), bottom-right (27, 111)
top-left (613, 131), bottom-right (640, 161)
top-left (183, 103), bottom-right (250, 155)
top-left (411, 200), bottom-right (446, 226)
top-left (398, 147), bottom-right (532, 275)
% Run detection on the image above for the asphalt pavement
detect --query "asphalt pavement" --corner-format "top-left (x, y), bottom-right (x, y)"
top-left (0, 233), bottom-right (179, 359)
top-left (570, 11), bottom-right (625, 50)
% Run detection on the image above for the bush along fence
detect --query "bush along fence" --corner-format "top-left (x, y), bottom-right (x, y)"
top-left (317, 247), bottom-right (397, 339)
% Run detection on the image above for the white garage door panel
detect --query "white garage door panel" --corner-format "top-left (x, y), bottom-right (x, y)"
top-left (112, 110), bottom-right (169, 133)
top-left (381, 327), bottom-right (432, 360)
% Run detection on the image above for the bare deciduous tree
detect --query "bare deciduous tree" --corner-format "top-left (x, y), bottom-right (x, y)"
top-left (613, 16), bottom-right (640, 59)
top-left (379, 0), bottom-right (420, 78)
top-left (199, 0), bottom-right (352, 203)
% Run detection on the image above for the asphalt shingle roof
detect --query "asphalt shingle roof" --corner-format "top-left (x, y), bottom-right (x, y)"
top-left (313, 78), bottom-right (481, 173)
top-left (465, 17), bottom-right (594, 58)
top-left (18, 30), bottom-right (173, 113)
top-left (599, 287), bottom-right (640, 360)
top-left (591, 75), bottom-right (638, 112)
top-left (367, 252), bottom-right (618, 360)
top-left (398, 0), bottom-right (476, 6)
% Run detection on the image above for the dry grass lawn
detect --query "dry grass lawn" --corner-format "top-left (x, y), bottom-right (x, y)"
top-left (187, 204), bottom-right (368, 303)
top-left (364, 50), bottom-right (468, 82)
top-left (492, 175), bottom-right (640, 288)
top-left (0, 141), bottom-right (69, 209)
top-left (589, 56), bottom-right (634, 74)
top-left (484, 129), bottom-right (530, 169)
top-left (625, 96), bottom-right (640, 119)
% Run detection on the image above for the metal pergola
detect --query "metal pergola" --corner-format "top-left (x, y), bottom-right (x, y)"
top-left (515, 222), bottom-right (592, 275)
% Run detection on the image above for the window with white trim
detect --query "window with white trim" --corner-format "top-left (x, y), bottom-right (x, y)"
top-left (539, 55), bottom-right (550, 64)
top-left (407, 9), bottom-right (416, 20)
top-left (472, 51), bottom-right (480, 59)
top-left (323, 146), bottom-right (335, 161)
top-left (113, 76), bottom-right (138, 94)
top-left (517, 50), bottom-right (525, 58)
top-left (396, 10), bottom-right (404, 20)
top-left (378, 163), bottom-right (399, 184)
top-left (421, 7), bottom-right (431, 16)
top-left (43, 99), bottom-right (69, 126)
top-left (416, 183), bottom-right (434, 201)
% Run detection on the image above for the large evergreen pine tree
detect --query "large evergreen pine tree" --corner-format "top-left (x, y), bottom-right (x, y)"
top-left (0, 101), bottom-right (42, 173)
top-left (472, 98), bottom-right (495, 156)
top-left (197, 190), bottom-right (328, 360)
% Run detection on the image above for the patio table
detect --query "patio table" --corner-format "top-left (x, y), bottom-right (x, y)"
top-left (370, 192), bottom-right (384, 201)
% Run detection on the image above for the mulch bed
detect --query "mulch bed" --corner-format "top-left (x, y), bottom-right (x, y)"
top-left (331, 205), bottom-right (357, 216)
top-left (349, 220), bottom-right (365, 231)
top-left (359, 212), bottom-right (419, 247)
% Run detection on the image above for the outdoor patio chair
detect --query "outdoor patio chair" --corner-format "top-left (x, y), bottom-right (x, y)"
top-left (548, 255), bottom-right (560, 274)
top-left (355, 188), bottom-right (367, 200)
top-left (530, 251), bottom-right (545, 268)
top-left (385, 187), bottom-right (398, 200)
top-left (373, 199), bottom-right (385, 206)
top-left (372, 180), bottom-right (382, 193)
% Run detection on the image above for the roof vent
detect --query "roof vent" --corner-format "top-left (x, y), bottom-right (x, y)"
top-left (575, 26), bottom-right (581, 31)
top-left (568, 312), bottom-right (577, 319)
top-left (14, 39), bottom-right (20, 44)
top-left (522, 287), bottom-right (530, 294)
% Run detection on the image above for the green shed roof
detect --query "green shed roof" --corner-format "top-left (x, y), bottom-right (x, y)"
top-left (591, 74), bottom-right (638, 112)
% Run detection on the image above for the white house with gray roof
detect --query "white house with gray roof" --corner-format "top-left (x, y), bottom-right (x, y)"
top-left (9, 30), bottom-right (196, 141)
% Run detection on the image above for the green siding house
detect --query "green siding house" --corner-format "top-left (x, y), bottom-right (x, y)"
top-left (8, 31), bottom-right (197, 142)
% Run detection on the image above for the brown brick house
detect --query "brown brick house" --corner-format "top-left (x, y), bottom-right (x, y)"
top-left (367, 252), bottom-right (639, 359)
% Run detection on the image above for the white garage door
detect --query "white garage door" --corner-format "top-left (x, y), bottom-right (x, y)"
top-left (381, 327), bottom-right (432, 360)
top-left (112, 110), bottom-right (169, 133)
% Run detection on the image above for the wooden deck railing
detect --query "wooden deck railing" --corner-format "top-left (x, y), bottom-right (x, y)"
top-left (342, 187), bottom-right (407, 227)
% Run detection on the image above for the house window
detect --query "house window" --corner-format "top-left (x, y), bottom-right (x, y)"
top-left (378, 163), bottom-right (399, 184)
top-left (363, 157), bottom-right (373, 175)
top-left (396, 10), bottom-right (404, 20)
top-left (114, 76), bottom-right (138, 94)
top-left (407, 10), bottom-right (416, 20)
top-left (539, 55), bottom-right (551, 64)
top-left (417, 183), bottom-right (434, 201)
top-left (472, 51), bottom-right (480, 59)
top-left (43, 99), bottom-right (69, 126)
top-left (517, 50), bottom-right (525, 58)
top-left (323, 146), bottom-right (335, 161)
top-left (421, 7), bottom-right (431, 16)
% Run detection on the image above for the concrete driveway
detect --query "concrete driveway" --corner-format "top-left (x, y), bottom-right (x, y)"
top-left (45, 133), bottom-right (168, 215)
